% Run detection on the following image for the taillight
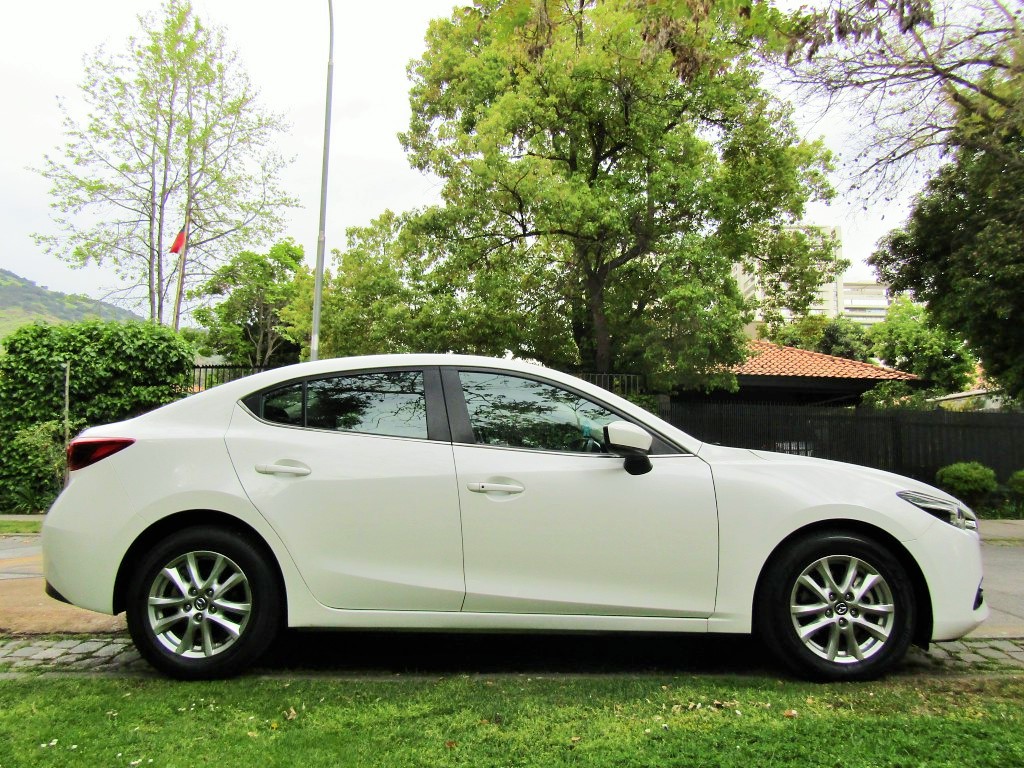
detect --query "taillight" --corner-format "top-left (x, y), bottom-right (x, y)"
top-left (67, 438), bottom-right (135, 471)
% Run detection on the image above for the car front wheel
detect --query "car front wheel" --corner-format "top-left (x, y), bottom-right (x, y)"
top-left (759, 531), bottom-right (916, 681)
top-left (126, 526), bottom-right (281, 679)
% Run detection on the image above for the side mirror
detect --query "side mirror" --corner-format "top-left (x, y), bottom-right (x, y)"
top-left (603, 421), bottom-right (653, 476)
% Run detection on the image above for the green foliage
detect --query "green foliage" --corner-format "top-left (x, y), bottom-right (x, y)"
top-left (0, 321), bottom-right (194, 429)
top-left (192, 241), bottom-right (303, 367)
top-left (621, 392), bottom-right (662, 417)
top-left (0, 321), bottom-right (194, 511)
top-left (1007, 470), bottom-right (1024, 498)
top-left (395, 0), bottom-right (834, 386)
top-left (0, 269), bottom-right (140, 341)
top-left (867, 297), bottom-right (977, 394)
top-left (766, 315), bottom-right (829, 350)
top-left (935, 461), bottom-right (999, 506)
top-left (818, 317), bottom-right (871, 361)
top-left (1, 421), bottom-right (68, 514)
top-left (870, 127), bottom-right (1024, 398)
top-left (859, 381), bottom-right (936, 410)
top-left (35, 0), bottom-right (295, 327)
top-left (768, 316), bottom-right (870, 361)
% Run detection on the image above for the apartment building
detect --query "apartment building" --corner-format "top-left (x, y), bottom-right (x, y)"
top-left (733, 227), bottom-right (893, 331)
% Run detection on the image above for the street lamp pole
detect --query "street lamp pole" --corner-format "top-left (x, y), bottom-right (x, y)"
top-left (310, 0), bottom-right (335, 362)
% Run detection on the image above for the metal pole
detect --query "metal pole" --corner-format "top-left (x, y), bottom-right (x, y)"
top-left (310, 0), bottom-right (335, 362)
top-left (64, 361), bottom-right (71, 446)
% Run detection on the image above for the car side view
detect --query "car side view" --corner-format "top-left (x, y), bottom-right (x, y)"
top-left (42, 355), bottom-right (987, 680)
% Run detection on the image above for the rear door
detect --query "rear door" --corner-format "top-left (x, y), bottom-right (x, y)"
top-left (225, 367), bottom-right (465, 611)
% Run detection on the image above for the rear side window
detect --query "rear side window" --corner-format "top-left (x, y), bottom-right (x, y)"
top-left (254, 371), bottom-right (428, 439)
top-left (262, 383), bottom-right (303, 426)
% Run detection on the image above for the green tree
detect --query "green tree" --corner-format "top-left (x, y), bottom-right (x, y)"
top-left (193, 241), bottom-right (304, 367)
top-left (35, 0), bottom-right (295, 328)
top-left (767, 315), bottom-right (870, 361)
top-left (319, 212), bottom-right (471, 359)
top-left (866, 297), bottom-right (976, 394)
top-left (327, 211), bottom-right (581, 364)
top-left (870, 127), bottom-right (1024, 398)
top-left (766, 315), bottom-right (828, 350)
top-left (818, 317), bottom-right (871, 361)
top-left (400, 0), bottom-right (835, 384)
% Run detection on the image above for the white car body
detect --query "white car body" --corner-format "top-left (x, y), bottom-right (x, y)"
top-left (42, 354), bottom-right (987, 678)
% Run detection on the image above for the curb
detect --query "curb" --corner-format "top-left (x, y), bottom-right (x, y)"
top-left (1, 635), bottom-right (1023, 679)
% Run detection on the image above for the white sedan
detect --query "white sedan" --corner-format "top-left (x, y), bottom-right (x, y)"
top-left (42, 354), bottom-right (987, 679)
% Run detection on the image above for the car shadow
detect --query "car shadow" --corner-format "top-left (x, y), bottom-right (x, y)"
top-left (259, 630), bottom-right (781, 678)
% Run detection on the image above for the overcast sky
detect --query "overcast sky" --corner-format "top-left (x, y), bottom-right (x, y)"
top-left (0, 0), bottom-right (893, 304)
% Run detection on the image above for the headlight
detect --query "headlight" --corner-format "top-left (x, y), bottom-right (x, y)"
top-left (898, 491), bottom-right (978, 532)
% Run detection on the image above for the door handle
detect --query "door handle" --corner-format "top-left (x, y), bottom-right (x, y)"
top-left (255, 463), bottom-right (311, 476)
top-left (467, 482), bottom-right (524, 494)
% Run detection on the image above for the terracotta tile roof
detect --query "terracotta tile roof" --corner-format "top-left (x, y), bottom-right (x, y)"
top-left (734, 340), bottom-right (917, 381)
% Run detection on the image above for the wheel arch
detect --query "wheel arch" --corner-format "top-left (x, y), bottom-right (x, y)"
top-left (752, 519), bottom-right (933, 648)
top-left (113, 510), bottom-right (287, 620)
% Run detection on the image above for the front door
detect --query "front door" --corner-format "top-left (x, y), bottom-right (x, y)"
top-left (448, 370), bottom-right (719, 617)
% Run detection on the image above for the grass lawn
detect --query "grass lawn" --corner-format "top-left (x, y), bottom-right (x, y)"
top-left (0, 674), bottom-right (1021, 767)
top-left (0, 519), bottom-right (42, 535)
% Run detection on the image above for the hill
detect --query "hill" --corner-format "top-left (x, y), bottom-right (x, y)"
top-left (0, 269), bottom-right (141, 340)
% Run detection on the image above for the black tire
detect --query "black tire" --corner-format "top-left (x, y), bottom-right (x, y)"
top-left (126, 526), bottom-right (282, 680)
top-left (758, 531), bottom-right (915, 682)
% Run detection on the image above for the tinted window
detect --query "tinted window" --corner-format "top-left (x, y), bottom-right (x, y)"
top-left (262, 383), bottom-right (303, 426)
top-left (459, 371), bottom-right (618, 452)
top-left (260, 371), bottom-right (428, 439)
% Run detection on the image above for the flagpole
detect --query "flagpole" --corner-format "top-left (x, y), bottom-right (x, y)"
top-left (310, 0), bottom-right (334, 362)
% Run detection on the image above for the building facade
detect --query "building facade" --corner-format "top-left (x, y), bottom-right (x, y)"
top-left (733, 227), bottom-right (893, 331)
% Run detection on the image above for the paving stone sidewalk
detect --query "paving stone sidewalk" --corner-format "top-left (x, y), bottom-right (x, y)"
top-left (0, 637), bottom-right (149, 676)
top-left (1, 635), bottom-right (1023, 678)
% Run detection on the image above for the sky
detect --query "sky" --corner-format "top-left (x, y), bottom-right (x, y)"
top-left (0, 0), bottom-right (896, 305)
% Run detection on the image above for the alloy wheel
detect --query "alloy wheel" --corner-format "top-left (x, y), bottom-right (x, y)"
top-left (789, 554), bottom-right (896, 664)
top-left (146, 550), bottom-right (253, 659)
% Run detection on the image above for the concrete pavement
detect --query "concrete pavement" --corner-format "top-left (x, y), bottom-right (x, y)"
top-left (0, 532), bottom-right (125, 634)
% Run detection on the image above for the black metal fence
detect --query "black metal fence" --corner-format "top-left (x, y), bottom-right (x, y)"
top-left (668, 401), bottom-right (1024, 485)
top-left (575, 373), bottom-right (645, 396)
top-left (193, 364), bottom-right (270, 391)
top-left (194, 365), bottom-right (644, 395)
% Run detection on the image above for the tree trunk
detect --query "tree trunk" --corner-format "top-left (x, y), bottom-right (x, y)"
top-left (585, 270), bottom-right (612, 374)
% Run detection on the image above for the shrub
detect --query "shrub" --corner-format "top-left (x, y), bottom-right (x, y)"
top-left (1008, 469), bottom-right (1024, 498)
top-left (0, 320), bottom-right (194, 431)
top-left (623, 392), bottom-right (662, 417)
top-left (860, 381), bottom-right (937, 410)
top-left (0, 321), bottom-right (194, 512)
top-left (935, 462), bottom-right (999, 506)
top-left (0, 421), bottom-right (69, 513)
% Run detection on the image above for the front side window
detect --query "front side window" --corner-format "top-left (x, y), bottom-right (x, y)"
top-left (258, 371), bottom-right (428, 439)
top-left (459, 371), bottom-right (618, 453)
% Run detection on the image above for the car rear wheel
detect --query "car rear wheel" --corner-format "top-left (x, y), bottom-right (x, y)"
top-left (759, 531), bottom-right (915, 681)
top-left (126, 526), bottom-right (281, 679)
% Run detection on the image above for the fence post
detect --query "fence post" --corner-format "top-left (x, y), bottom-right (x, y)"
top-left (63, 360), bottom-right (71, 446)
